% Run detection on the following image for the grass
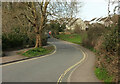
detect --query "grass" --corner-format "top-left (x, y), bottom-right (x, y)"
top-left (84, 46), bottom-right (97, 53)
top-left (56, 34), bottom-right (113, 83)
top-left (56, 34), bottom-right (82, 44)
top-left (56, 34), bottom-right (97, 52)
top-left (95, 67), bottom-right (113, 83)
top-left (18, 46), bottom-right (54, 57)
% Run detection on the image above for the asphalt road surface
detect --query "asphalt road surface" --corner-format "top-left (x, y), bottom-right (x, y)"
top-left (2, 38), bottom-right (85, 82)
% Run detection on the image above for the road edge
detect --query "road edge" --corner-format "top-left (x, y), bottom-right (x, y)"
top-left (67, 46), bottom-right (88, 82)
top-left (57, 40), bottom-right (87, 83)
top-left (1, 42), bottom-right (57, 67)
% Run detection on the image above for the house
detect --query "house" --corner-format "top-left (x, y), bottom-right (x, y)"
top-left (89, 15), bottom-right (118, 27)
top-left (66, 18), bottom-right (87, 31)
top-left (98, 17), bottom-right (113, 27)
top-left (84, 21), bottom-right (90, 30)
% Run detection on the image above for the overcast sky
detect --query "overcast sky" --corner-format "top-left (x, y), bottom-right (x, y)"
top-left (77, 0), bottom-right (117, 21)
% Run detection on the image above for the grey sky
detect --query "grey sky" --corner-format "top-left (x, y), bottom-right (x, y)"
top-left (77, 0), bottom-right (117, 21)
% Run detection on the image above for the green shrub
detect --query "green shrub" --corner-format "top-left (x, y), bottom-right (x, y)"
top-left (42, 36), bottom-right (47, 46)
top-left (2, 31), bottom-right (48, 50)
top-left (46, 22), bottom-right (66, 36)
top-left (95, 67), bottom-right (113, 82)
top-left (22, 47), bottom-right (51, 57)
top-left (56, 34), bottom-right (82, 44)
top-left (86, 24), bottom-right (106, 47)
top-left (2, 32), bottom-right (35, 50)
top-left (103, 25), bottom-right (118, 53)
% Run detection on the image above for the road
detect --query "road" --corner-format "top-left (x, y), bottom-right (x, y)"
top-left (2, 38), bottom-right (86, 82)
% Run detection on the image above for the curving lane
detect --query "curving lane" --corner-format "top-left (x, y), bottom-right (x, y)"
top-left (2, 38), bottom-right (84, 82)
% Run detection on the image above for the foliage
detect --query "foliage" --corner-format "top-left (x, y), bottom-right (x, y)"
top-left (41, 32), bottom-right (48, 46)
top-left (2, 30), bottom-right (48, 50)
top-left (56, 34), bottom-right (82, 44)
top-left (95, 68), bottom-right (113, 82)
top-left (22, 47), bottom-right (52, 57)
top-left (2, 32), bottom-right (35, 50)
top-left (77, 21), bottom-right (118, 82)
top-left (73, 24), bottom-right (82, 34)
top-left (47, 22), bottom-right (66, 36)
top-left (55, 22), bottom-right (118, 82)
top-left (83, 24), bottom-right (106, 48)
top-left (2, 2), bottom-right (80, 48)
top-left (103, 25), bottom-right (118, 53)
top-left (2, 3), bottom-right (48, 50)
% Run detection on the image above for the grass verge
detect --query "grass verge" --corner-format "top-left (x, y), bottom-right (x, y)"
top-left (56, 34), bottom-right (82, 44)
top-left (56, 34), bottom-right (113, 83)
top-left (95, 67), bottom-right (113, 83)
top-left (18, 45), bottom-right (54, 57)
top-left (83, 46), bottom-right (97, 53)
top-left (56, 34), bottom-right (97, 52)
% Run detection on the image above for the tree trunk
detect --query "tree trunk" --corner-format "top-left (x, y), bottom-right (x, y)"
top-left (35, 1), bottom-right (48, 48)
top-left (35, 14), bottom-right (44, 48)
top-left (35, 33), bottom-right (42, 48)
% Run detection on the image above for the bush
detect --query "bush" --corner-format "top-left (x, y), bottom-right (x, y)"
top-left (81, 20), bottom-right (118, 82)
top-left (83, 23), bottom-right (106, 48)
top-left (22, 47), bottom-right (47, 57)
top-left (73, 24), bottom-right (82, 34)
top-left (103, 25), bottom-right (118, 53)
top-left (2, 32), bottom-right (35, 50)
top-left (42, 36), bottom-right (48, 46)
top-left (2, 28), bottom-right (48, 51)
top-left (22, 47), bottom-right (52, 57)
top-left (95, 67), bottom-right (113, 82)
top-left (46, 22), bottom-right (66, 36)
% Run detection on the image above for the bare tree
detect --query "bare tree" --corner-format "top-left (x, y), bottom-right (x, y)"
top-left (20, 0), bottom-right (81, 48)
top-left (105, 0), bottom-right (120, 16)
top-left (112, 0), bottom-right (120, 14)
